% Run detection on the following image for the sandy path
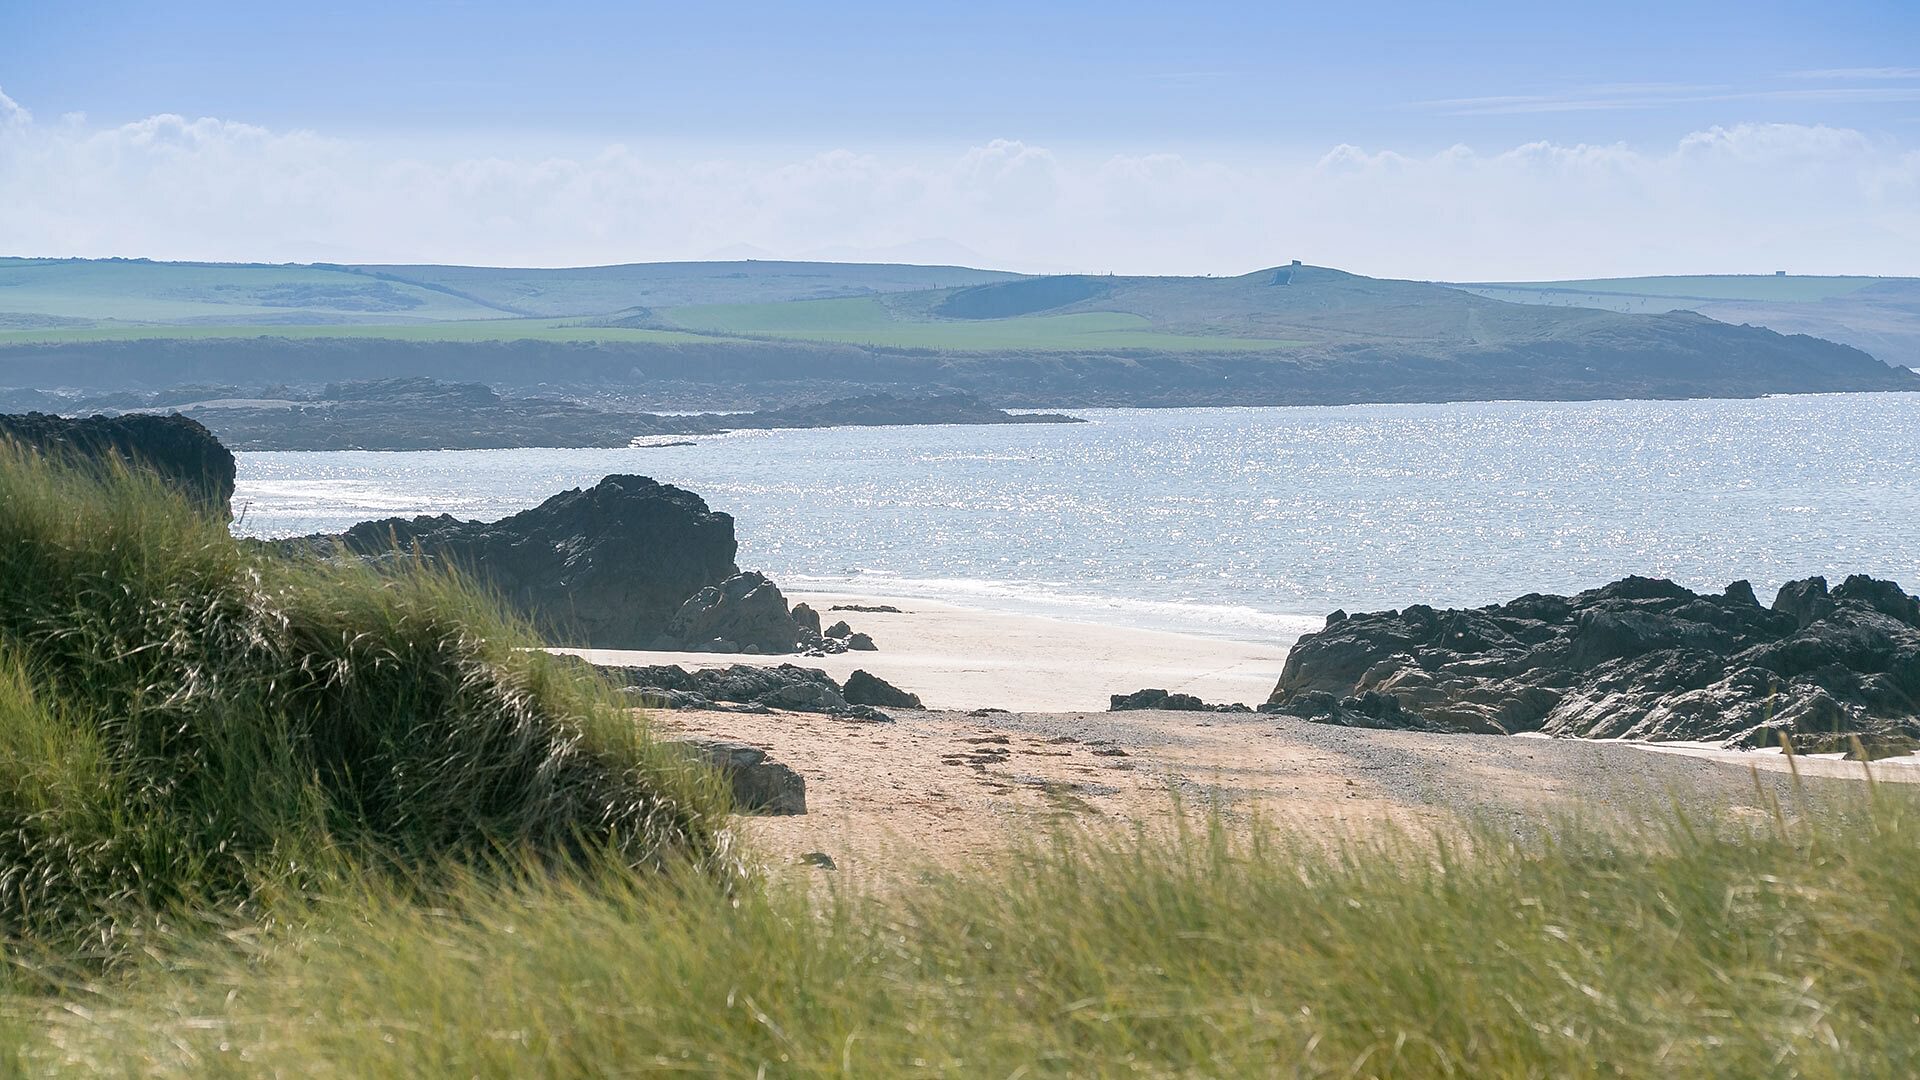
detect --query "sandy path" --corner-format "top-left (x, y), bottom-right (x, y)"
top-left (660, 706), bottom-right (1918, 882)
top-left (566, 592), bottom-right (1295, 713)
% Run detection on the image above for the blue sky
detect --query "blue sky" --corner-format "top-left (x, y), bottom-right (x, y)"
top-left (1, 1), bottom-right (1916, 276)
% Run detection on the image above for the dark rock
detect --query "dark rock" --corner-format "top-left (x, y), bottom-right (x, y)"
top-left (1110, 688), bottom-right (1209, 711)
top-left (678, 739), bottom-right (806, 815)
top-left (599, 662), bottom-right (882, 718)
top-left (0, 411), bottom-right (236, 518)
top-left (830, 604), bottom-right (904, 613)
top-left (662, 571), bottom-right (806, 654)
top-left (800, 851), bottom-right (837, 869)
top-left (846, 632), bottom-right (878, 651)
top-left (1772, 577), bottom-right (1835, 629)
top-left (1109, 688), bottom-right (1253, 713)
top-left (1266, 574), bottom-right (1920, 748)
top-left (843, 669), bottom-right (923, 709)
top-left (824, 620), bottom-right (854, 639)
top-left (296, 475), bottom-right (738, 649)
top-left (790, 602), bottom-right (823, 636)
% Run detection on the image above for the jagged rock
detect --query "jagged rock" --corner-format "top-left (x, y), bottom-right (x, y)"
top-left (661, 571), bottom-right (806, 654)
top-left (1111, 688), bottom-right (1209, 711)
top-left (830, 604), bottom-right (904, 613)
top-left (678, 739), bottom-right (806, 815)
top-left (790, 602), bottom-right (823, 636)
top-left (1109, 688), bottom-right (1253, 713)
top-left (846, 632), bottom-right (878, 651)
top-left (598, 662), bottom-right (898, 721)
top-left (0, 411), bottom-right (236, 518)
top-left (825, 620), bottom-right (854, 639)
top-left (1265, 574), bottom-right (1920, 749)
top-left (843, 669), bottom-right (922, 709)
top-left (294, 475), bottom-right (738, 648)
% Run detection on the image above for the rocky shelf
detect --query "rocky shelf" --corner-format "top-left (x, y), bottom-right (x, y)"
top-left (1263, 574), bottom-right (1920, 754)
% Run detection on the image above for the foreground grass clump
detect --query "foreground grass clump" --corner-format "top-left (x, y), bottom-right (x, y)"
top-left (22, 793), bottom-right (1920, 1076)
top-left (0, 444), bottom-right (726, 951)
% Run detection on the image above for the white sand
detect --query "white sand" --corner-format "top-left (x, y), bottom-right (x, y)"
top-left (556, 592), bottom-right (1294, 712)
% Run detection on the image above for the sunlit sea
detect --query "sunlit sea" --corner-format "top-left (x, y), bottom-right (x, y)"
top-left (232, 393), bottom-right (1920, 643)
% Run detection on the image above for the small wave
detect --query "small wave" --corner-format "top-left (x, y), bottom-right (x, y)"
top-left (784, 572), bottom-right (1323, 643)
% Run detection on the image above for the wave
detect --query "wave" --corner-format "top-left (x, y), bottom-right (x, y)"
top-left (782, 571), bottom-right (1324, 643)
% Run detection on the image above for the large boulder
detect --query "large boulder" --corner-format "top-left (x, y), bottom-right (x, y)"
top-left (843, 669), bottom-right (922, 709)
top-left (660, 571), bottom-right (806, 654)
top-left (1265, 574), bottom-right (1920, 750)
top-left (677, 739), bottom-right (806, 815)
top-left (0, 412), bottom-right (236, 518)
top-left (306, 475), bottom-right (739, 648)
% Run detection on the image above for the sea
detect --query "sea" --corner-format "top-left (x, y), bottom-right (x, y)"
top-left (231, 392), bottom-right (1920, 644)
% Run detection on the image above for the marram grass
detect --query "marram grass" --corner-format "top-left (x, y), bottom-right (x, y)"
top-left (0, 441), bottom-right (731, 956)
top-left (10, 791), bottom-right (1920, 1077)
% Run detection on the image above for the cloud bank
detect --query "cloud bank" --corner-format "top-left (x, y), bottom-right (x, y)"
top-left (0, 88), bottom-right (1914, 280)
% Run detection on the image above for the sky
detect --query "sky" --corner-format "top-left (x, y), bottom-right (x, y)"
top-left (1, 0), bottom-right (1917, 279)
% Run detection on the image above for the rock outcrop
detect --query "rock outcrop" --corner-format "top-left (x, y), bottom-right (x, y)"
top-left (305, 474), bottom-right (851, 653)
top-left (844, 669), bottom-right (923, 709)
top-left (308, 475), bottom-right (740, 648)
top-left (660, 571), bottom-right (806, 653)
top-left (600, 662), bottom-right (913, 721)
top-left (0, 411), bottom-right (236, 517)
top-left (1109, 688), bottom-right (1252, 713)
top-left (113, 379), bottom-right (1081, 452)
top-left (1264, 575), bottom-right (1920, 751)
top-left (677, 739), bottom-right (806, 815)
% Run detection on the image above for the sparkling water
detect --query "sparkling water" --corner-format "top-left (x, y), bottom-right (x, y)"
top-left (232, 392), bottom-right (1920, 642)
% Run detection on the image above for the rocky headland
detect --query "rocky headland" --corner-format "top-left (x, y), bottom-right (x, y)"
top-left (294, 474), bottom-right (869, 653)
top-left (41, 379), bottom-right (1081, 451)
top-left (1264, 574), bottom-right (1920, 754)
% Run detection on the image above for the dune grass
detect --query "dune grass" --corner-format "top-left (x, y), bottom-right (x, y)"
top-left (7, 788), bottom-right (1917, 1076)
top-left (0, 442), bottom-right (730, 957)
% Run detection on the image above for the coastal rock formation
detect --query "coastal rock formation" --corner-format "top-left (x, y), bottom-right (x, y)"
top-left (1264, 575), bottom-right (1920, 751)
top-left (0, 411), bottom-right (236, 517)
top-left (602, 662), bottom-right (907, 721)
top-left (843, 669), bottom-right (923, 709)
top-left (676, 739), bottom-right (806, 815)
top-left (313, 475), bottom-right (740, 648)
top-left (660, 571), bottom-right (806, 653)
top-left (101, 379), bottom-right (1081, 452)
top-left (1109, 688), bottom-right (1253, 712)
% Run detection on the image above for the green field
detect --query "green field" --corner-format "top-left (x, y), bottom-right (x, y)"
top-left (1464, 274), bottom-right (1889, 303)
top-left (0, 258), bottom-right (509, 322)
top-left (0, 319), bottom-right (734, 346)
top-left (661, 296), bottom-right (1304, 351)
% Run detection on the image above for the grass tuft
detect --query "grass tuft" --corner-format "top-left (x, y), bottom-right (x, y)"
top-left (0, 442), bottom-right (729, 955)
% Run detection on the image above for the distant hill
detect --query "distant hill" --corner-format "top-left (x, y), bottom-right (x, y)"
top-left (2, 258), bottom-right (1915, 407)
top-left (1452, 274), bottom-right (1920, 370)
top-left (0, 257), bottom-right (1023, 330)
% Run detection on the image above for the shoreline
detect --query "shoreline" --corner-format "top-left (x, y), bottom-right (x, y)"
top-left (558, 591), bottom-right (1295, 713)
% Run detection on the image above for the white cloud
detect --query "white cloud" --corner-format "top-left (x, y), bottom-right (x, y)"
top-left (0, 86), bottom-right (30, 127)
top-left (0, 94), bottom-right (1914, 280)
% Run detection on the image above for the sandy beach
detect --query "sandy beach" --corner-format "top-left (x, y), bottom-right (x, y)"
top-left (654, 704), bottom-right (1920, 879)
top-left (561, 591), bottom-right (1296, 713)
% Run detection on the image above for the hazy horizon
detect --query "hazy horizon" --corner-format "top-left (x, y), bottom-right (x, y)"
top-left (4, 1), bottom-right (1917, 279)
